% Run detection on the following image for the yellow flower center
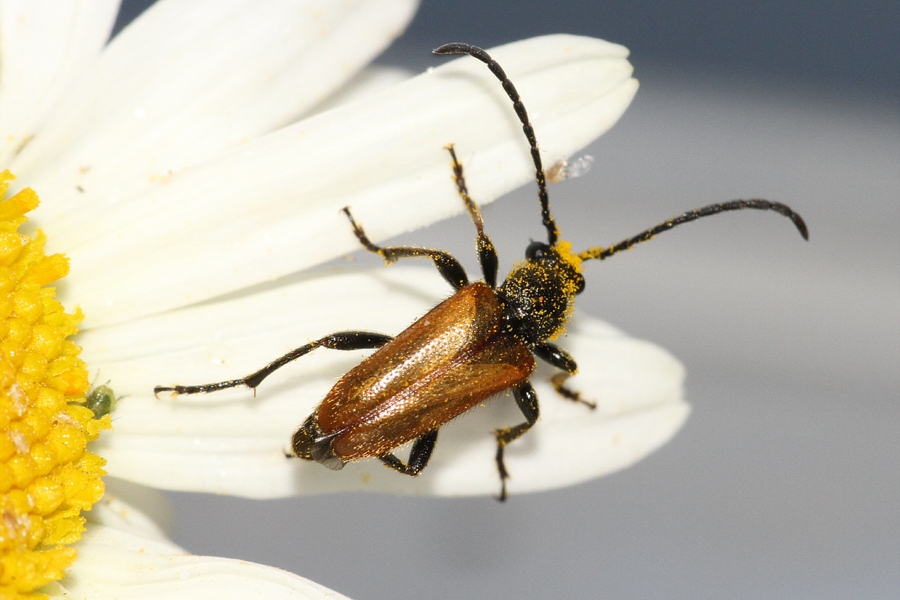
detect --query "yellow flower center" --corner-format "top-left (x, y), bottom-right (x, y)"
top-left (0, 171), bottom-right (110, 598)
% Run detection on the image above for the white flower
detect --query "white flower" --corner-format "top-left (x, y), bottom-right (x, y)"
top-left (42, 479), bottom-right (350, 598)
top-left (1, 0), bottom-right (688, 596)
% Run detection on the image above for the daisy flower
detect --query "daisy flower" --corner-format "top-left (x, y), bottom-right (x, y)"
top-left (0, 0), bottom-right (687, 596)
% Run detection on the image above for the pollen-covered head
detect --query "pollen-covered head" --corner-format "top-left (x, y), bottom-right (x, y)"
top-left (498, 239), bottom-right (585, 344)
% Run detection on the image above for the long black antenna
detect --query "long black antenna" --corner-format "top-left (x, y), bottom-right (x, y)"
top-left (578, 199), bottom-right (809, 262)
top-left (433, 43), bottom-right (560, 245)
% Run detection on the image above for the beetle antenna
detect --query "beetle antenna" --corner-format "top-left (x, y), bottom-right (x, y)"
top-left (578, 199), bottom-right (809, 262)
top-left (434, 43), bottom-right (560, 246)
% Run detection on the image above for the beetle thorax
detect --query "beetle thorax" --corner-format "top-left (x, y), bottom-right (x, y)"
top-left (498, 242), bottom-right (585, 344)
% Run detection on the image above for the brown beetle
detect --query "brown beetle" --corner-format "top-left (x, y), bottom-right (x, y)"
top-left (156, 43), bottom-right (808, 500)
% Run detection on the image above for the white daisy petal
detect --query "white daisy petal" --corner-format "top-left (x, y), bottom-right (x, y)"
top-left (12, 0), bottom-right (418, 215)
top-left (54, 524), bottom-right (350, 599)
top-left (84, 267), bottom-right (686, 498)
top-left (0, 0), bottom-right (119, 164)
top-left (314, 65), bottom-right (416, 113)
top-left (89, 478), bottom-right (174, 542)
top-left (61, 34), bottom-right (638, 327)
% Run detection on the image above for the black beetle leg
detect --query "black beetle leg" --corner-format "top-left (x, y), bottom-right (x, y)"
top-left (533, 341), bottom-right (577, 373)
top-left (445, 144), bottom-right (499, 288)
top-left (154, 331), bottom-right (393, 397)
top-left (342, 207), bottom-right (469, 291)
top-left (494, 381), bottom-right (540, 502)
top-left (550, 372), bottom-right (597, 410)
top-left (533, 343), bottom-right (597, 409)
top-left (379, 430), bottom-right (439, 476)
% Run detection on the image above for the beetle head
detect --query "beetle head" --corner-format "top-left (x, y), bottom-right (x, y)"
top-left (499, 240), bottom-right (584, 344)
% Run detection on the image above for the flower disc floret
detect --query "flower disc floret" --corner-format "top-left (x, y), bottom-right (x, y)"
top-left (0, 171), bottom-right (109, 599)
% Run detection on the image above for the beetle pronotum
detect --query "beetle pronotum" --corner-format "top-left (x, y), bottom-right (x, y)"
top-left (156, 43), bottom-right (807, 501)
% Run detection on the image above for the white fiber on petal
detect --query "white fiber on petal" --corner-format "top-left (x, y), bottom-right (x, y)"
top-left (0, 0), bottom-right (119, 165)
top-left (85, 267), bottom-right (686, 498)
top-left (11, 0), bottom-right (418, 211)
top-left (59, 34), bottom-right (638, 327)
top-left (57, 525), bottom-right (351, 599)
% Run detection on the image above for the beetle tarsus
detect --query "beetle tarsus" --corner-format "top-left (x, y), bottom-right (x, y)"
top-left (493, 381), bottom-right (540, 501)
top-left (153, 379), bottom-right (245, 397)
top-left (495, 443), bottom-right (510, 502)
top-left (551, 372), bottom-right (597, 410)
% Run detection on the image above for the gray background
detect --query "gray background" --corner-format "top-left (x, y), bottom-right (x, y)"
top-left (116, 2), bottom-right (898, 598)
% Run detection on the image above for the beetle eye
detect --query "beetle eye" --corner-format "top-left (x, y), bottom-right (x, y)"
top-left (526, 241), bottom-right (550, 260)
top-left (574, 273), bottom-right (586, 294)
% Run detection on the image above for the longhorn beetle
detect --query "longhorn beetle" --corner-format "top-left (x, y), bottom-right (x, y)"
top-left (156, 43), bottom-right (808, 501)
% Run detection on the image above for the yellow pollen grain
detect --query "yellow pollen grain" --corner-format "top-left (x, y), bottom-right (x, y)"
top-left (554, 240), bottom-right (583, 274)
top-left (0, 171), bottom-right (110, 599)
top-left (547, 240), bottom-right (583, 341)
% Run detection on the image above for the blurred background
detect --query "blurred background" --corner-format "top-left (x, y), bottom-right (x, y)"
top-left (115, 1), bottom-right (898, 598)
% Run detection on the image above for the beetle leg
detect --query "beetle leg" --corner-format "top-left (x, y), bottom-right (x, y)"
top-left (494, 381), bottom-right (540, 501)
top-left (342, 207), bottom-right (469, 290)
top-left (445, 144), bottom-right (499, 288)
top-left (154, 331), bottom-right (393, 396)
top-left (532, 341), bottom-right (577, 373)
top-left (550, 372), bottom-right (597, 410)
top-left (532, 343), bottom-right (597, 409)
top-left (378, 430), bottom-right (438, 476)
